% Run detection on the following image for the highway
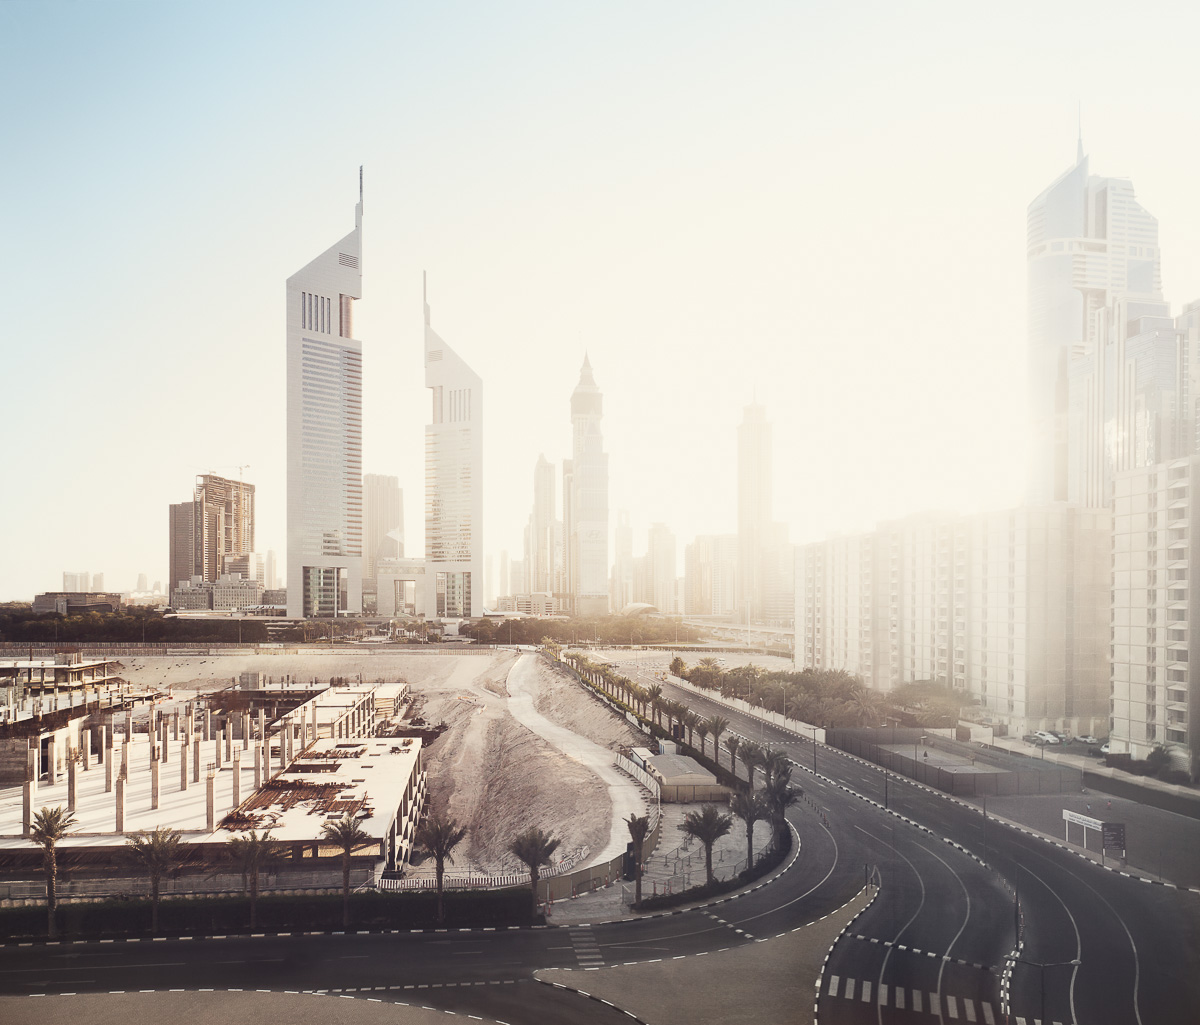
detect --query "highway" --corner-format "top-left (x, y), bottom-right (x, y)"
top-left (2, 657), bottom-right (1197, 1024)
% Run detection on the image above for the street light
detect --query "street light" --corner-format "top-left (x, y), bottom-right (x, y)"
top-left (1012, 957), bottom-right (1080, 1025)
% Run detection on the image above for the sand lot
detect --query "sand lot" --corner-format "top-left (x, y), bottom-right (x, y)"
top-left (118, 650), bottom-right (648, 875)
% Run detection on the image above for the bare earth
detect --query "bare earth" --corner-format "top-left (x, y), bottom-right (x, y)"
top-left (119, 651), bottom-right (646, 875)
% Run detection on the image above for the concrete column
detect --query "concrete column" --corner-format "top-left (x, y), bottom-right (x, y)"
top-left (125, 711), bottom-right (133, 743)
top-left (103, 722), bottom-right (112, 762)
top-left (121, 740), bottom-right (129, 780)
top-left (116, 775), bottom-right (125, 833)
top-left (83, 730), bottom-right (93, 771)
top-left (160, 721), bottom-right (169, 762)
top-left (232, 749), bottom-right (241, 808)
top-left (67, 755), bottom-right (77, 812)
top-left (193, 738), bottom-right (201, 783)
top-left (242, 712), bottom-right (250, 750)
top-left (215, 731), bottom-right (223, 769)
top-left (254, 744), bottom-right (262, 789)
top-left (105, 744), bottom-right (114, 792)
top-left (224, 724), bottom-right (232, 761)
top-left (206, 772), bottom-right (215, 832)
top-left (172, 711), bottom-right (179, 741)
top-left (151, 754), bottom-right (160, 810)
top-left (257, 708), bottom-right (265, 743)
top-left (22, 780), bottom-right (33, 837)
top-left (181, 739), bottom-right (189, 791)
top-left (46, 737), bottom-right (57, 785)
top-left (204, 709), bottom-right (212, 741)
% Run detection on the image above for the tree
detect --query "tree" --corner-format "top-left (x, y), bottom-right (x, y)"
top-left (678, 804), bottom-right (733, 886)
top-left (696, 719), bottom-right (710, 760)
top-left (125, 826), bottom-right (185, 933)
top-left (724, 734), bottom-right (740, 776)
top-left (761, 748), bottom-right (790, 788)
top-left (764, 768), bottom-right (800, 850)
top-left (683, 710), bottom-right (699, 749)
top-left (227, 829), bottom-right (282, 930)
top-left (669, 656), bottom-right (686, 678)
top-left (509, 826), bottom-right (561, 917)
top-left (729, 790), bottom-right (766, 870)
top-left (739, 740), bottom-right (764, 791)
top-left (29, 806), bottom-right (77, 938)
top-left (321, 814), bottom-right (370, 930)
top-left (625, 813), bottom-right (651, 906)
top-left (415, 813), bottom-right (468, 925)
top-left (646, 685), bottom-right (664, 727)
top-left (707, 716), bottom-right (730, 764)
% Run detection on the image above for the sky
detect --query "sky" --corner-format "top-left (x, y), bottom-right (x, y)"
top-left (5, 1), bottom-right (1200, 601)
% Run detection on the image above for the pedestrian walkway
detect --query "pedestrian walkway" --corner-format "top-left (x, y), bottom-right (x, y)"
top-left (826, 974), bottom-right (998, 1023)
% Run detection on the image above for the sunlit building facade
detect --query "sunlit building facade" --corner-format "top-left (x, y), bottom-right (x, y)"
top-left (563, 356), bottom-right (609, 617)
top-left (423, 277), bottom-right (482, 619)
top-left (286, 175), bottom-right (364, 618)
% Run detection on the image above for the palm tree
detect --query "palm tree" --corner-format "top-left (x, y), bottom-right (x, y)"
top-left (29, 805), bottom-right (77, 938)
top-left (678, 804), bottom-right (733, 886)
top-left (321, 814), bottom-right (370, 930)
top-left (415, 813), bottom-right (467, 925)
top-left (724, 734), bottom-right (740, 777)
top-left (764, 768), bottom-right (800, 850)
top-left (739, 740), bottom-right (763, 791)
top-left (509, 826), bottom-right (561, 917)
top-left (227, 829), bottom-right (281, 930)
top-left (625, 813), bottom-right (651, 905)
top-left (683, 710), bottom-right (699, 749)
top-left (668, 656), bottom-right (686, 678)
top-left (761, 748), bottom-right (790, 788)
top-left (125, 826), bottom-right (184, 933)
top-left (645, 685), bottom-right (664, 728)
top-left (707, 716), bottom-right (730, 763)
top-left (729, 790), bottom-right (766, 869)
top-left (695, 719), bottom-right (709, 760)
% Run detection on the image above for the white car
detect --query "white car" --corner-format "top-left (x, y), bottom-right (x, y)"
top-left (1100, 741), bottom-right (1112, 754)
top-left (1077, 734), bottom-right (1098, 745)
top-left (1034, 730), bottom-right (1060, 744)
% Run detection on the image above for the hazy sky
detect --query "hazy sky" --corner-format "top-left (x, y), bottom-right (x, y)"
top-left (5, 1), bottom-right (1200, 601)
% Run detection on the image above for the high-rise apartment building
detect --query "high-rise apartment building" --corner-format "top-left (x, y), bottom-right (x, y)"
top-left (610, 511), bottom-right (634, 612)
top-left (1027, 141), bottom-right (1163, 505)
top-left (423, 276), bottom-right (482, 619)
top-left (563, 356), bottom-right (609, 616)
top-left (168, 501), bottom-right (194, 592)
top-left (738, 403), bottom-right (772, 623)
top-left (192, 474), bottom-right (255, 584)
top-left (286, 175), bottom-right (364, 618)
top-left (528, 455), bottom-right (556, 594)
top-left (265, 549), bottom-right (278, 591)
top-left (62, 571), bottom-right (90, 592)
top-left (364, 474), bottom-right (403, 588)
top-left (1109, 458), bottom-right (1198, 772)
top-left (646, 523), bottom-right (677, 615)
top-left (684, 535), bottom-right (738, 616)
top-left (795, 507), bottom-right (1111, 735)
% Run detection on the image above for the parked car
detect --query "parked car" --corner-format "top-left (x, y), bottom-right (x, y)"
top-left (1077, 734), bottom-right (1098, 745)
top-left (1034, 730), bottom-right (1061, 744)
top-left (1100, 741), bottom-right (1112, 754)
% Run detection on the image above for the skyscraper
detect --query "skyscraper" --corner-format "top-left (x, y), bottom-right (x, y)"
top-left (737, 402), bottom-right (772, 623)
top-left (1027, 140), bottom-right (1162, 505)
top-left (168, 502), bottom-right (194, 591)
top-left (364, 473), bottom-right (403, 587)
top-left (193, 474), bottom-right (255, 583)
top-left (610, 510), bottom-right (633, 612)
top-left (563, 356), bottom-right (609, 616)
top-left (423, 275), bottom-right (483, 618)
top-left (646, 522), bottom-right (676, 614)
top-left (286, 173), bottom-right (364, 618)
top-left (528, 454), bottom-right (556, 594)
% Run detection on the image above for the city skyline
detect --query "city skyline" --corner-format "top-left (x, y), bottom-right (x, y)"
top-left (10, 3), bottom-right (1200, 600)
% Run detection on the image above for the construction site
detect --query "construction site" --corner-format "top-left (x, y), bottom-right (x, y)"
top-left (0, 647), bottom-right (659, 905)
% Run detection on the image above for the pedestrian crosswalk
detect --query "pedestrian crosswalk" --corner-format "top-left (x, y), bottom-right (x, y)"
top-left (568, 926), bottom-right (605, 967)
top-left (824, 974), bottom-right (997, 1023)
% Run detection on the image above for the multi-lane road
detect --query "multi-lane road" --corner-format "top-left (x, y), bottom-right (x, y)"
top-left (3, 655), bottom-right (1198, 1024)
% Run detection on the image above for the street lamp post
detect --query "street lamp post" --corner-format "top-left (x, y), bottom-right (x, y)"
top-left (1012, 957), bottom-right (1080, 1025)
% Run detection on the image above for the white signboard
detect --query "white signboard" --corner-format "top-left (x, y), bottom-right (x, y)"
top-left (1063, 809), bottom-right (1103, 830)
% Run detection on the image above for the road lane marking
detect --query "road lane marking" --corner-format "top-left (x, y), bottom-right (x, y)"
top-left (828, 974), bottom-right (839, 996)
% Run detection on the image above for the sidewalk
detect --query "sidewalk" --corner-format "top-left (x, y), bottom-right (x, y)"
top-left (546, 802), bottom-right (775, 926)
